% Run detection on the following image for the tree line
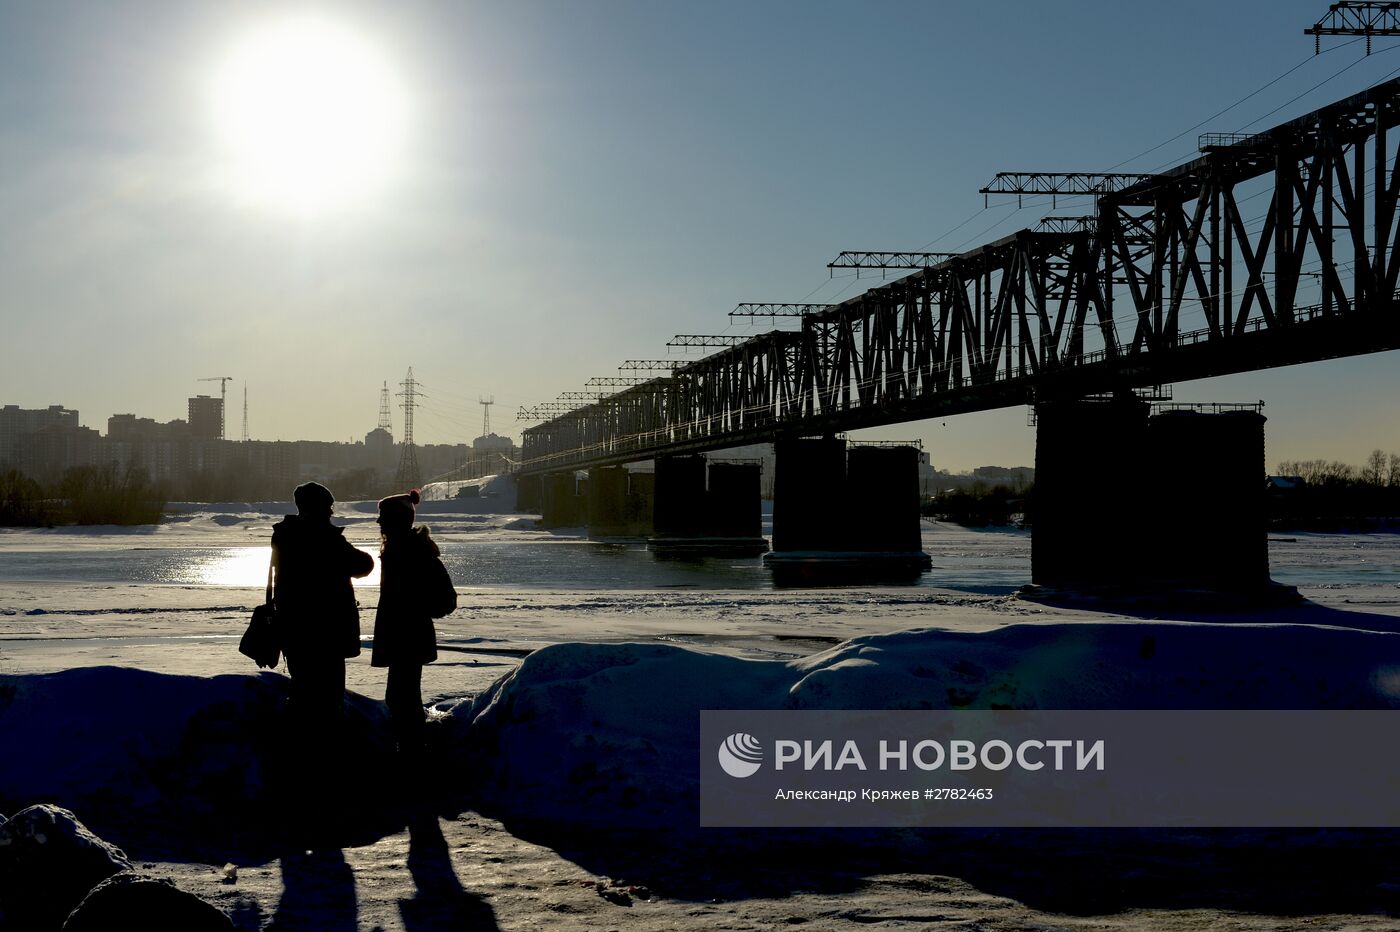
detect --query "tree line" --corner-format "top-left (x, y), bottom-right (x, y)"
top-left (1272, 450), bottom-right (1400, 530)
top-left (0, 464), bottom-right (166, 526)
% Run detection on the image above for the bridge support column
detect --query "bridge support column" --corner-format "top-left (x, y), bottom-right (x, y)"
top-left (516, 473), bottom-right (542, 514)
top-left (846, 446), bottom-right (924, 554)
top-left (587, 466), bottom-right (631, 538)
top-left (767, 437), bottom-right (928, 578)
top-left (540, 472), bottom-right (582, 528)
top-left (652, 455), bottom-right (707, 539)
top-left (705, 461), bottom-right (767, 553)
top-left (1031, 398), bottom-right (1150, 590)
top-left (1147, 410), bottom-right (1270, 590)
top-left (649, 455), bottom-right (765, 554)
top-left (771, 437), bottom-right (847, 552)
top-left (627, 471), bottom-right (655, 537)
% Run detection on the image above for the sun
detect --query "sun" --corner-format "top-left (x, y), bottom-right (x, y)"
top-left (211, 14), bottom-right (408, 214)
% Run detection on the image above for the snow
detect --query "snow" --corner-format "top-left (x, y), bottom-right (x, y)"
top-left (3, 515), bottom-right (1400, 927)
top-left (445, 619), bottom-right (1400, 828)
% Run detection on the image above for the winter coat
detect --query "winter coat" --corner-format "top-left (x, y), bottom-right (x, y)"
top-left (372, 526), bottom-right (456, 668)
top-left (271, 514), bottom-right (375, 660)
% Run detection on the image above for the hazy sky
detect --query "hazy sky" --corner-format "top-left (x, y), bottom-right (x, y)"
top-left (2, 0), bottom-right (1399, 471)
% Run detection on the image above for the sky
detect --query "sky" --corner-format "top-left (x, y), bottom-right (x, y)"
top-left (2, 0), bottom-right (1399, 472)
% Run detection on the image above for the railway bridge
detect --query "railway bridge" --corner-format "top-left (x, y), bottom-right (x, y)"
top-left (514, 75), bottom-right (1400, 592)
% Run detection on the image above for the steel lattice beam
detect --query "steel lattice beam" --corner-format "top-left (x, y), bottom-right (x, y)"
top-left (825, 252), bottom-right (956, 270)
top-left (666, 335), bottom-right (752, 348)
top-left (1308, 1), bottom-right (1400, 53)
top-left (730, 303), bottom-right (835, 318)
top-left (619, 360), bottom-right (684, 372)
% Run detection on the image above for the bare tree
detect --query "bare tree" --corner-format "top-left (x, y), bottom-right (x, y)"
top-left (1362, 449), bottom-right (1388, 486)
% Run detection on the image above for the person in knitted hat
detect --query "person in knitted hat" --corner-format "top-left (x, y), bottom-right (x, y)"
top-left (372, 489), bottom-right (457, 764)
top-left (269, 481), bottom-right (374, 843)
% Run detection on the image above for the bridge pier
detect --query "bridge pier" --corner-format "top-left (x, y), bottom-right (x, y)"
top-left (1031, 397), bottom-right (1150, 590)
top-left (1147, 409), bottom-right (1270, 590)
top-left (540, 471), bottom-right (583, 528)
top-left (767, 437), bottom-right (929, 578)
top-left (627, 471), bottom-right (655, 537)
top-left (587, 466), bottom-right (631, 538)
top-left (648, 455), bottom-right (766, 554)
top-left (705, 461), bottom-right (766, 550)
top-left (516, 473), bottom-right (542, 514)
top-left (847, 445), bottom-right (924, 554)
top-left (1031, 399), bottom-right (1277, 596)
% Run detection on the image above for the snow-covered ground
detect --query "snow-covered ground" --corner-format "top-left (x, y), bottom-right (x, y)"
top-left (3, 510), bottom-right (1400, 929)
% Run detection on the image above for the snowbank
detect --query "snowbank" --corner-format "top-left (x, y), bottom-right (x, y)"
top-left (0, 668), bottom-right (397, 856)
top-left (446, 620), bottom-right (1400, 826)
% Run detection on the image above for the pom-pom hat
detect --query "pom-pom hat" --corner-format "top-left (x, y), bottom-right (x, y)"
top-left (377, 488), bottom-right (420, 525)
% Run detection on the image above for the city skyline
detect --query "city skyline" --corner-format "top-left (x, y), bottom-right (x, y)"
top-left (5, 1), bottom-right (1400, 470)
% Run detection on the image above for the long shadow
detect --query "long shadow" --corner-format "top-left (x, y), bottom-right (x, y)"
top-left (268, 848), bottom-right (357, 931)
top-left (400, 814), bottom-right (499, 931)
top-left (1022, 590), bottom-right (1400, 633)
top-left (478, 820), bottom-right (1400, 918)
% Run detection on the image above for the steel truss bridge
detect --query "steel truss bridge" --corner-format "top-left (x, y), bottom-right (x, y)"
top-left (520, 77), bottom-right (1400, 475)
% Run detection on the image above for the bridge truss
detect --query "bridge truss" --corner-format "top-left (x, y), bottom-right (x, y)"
top-left (521, 77), bottom-right (1400, 474)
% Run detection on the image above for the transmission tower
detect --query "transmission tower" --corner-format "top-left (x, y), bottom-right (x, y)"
top-left (377, 381), bottom-right (393, 433)
top-left (479, 394), bottom-right (494, 437)
top-left (395, 368), bottom-right (422, 489)
top-left (241, 383), bottom-right (249, 442)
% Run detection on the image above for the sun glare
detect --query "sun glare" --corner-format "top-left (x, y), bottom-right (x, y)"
top-left (212, 14), bottom-right (408, 214)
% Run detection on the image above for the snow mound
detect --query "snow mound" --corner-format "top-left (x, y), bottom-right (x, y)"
top-left (446, 621), bottom-right (1400, 826)
top-left (0, 668), bottom-right (396, 856)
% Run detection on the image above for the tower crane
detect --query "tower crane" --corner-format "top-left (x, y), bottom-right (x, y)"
top-left (198, 376), bottom-right (233, 440)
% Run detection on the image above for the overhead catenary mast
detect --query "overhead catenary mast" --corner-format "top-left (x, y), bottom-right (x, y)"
top-left (241, 383), bottom-right (249, 442)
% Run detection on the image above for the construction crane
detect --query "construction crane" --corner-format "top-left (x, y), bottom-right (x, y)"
top-left (198, 376), bottom-right (233, 440)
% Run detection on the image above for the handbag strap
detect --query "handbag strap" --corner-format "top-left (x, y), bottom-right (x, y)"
top-left (265, 551), bottom-right (275, 606)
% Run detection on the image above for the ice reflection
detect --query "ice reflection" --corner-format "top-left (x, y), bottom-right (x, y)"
top-left (191, 547), bottom-right (381, 587)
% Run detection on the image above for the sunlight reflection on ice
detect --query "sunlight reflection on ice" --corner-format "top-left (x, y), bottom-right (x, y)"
top-left (191, 547), bottom-right (381, 587)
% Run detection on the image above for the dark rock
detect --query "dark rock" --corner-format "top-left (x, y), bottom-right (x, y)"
top-left (0, 804), bottom-right (131, 931)
top-left (63, 872), bottom-right (233, 931)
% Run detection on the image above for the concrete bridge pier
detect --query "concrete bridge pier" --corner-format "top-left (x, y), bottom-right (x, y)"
top-left (587, 465), bottom-right (631, 538)
top-left (703, 461), bottom-right (767, 553)
top-left (515, 473), bottom-right (542, 515)
top-left (1031, 397), bottom-right (1150, 591)
top-left (1146, 409), bottom-right (1270, 591)
top-left (651, 455), bottom-right (707, 540)
top-left (766, 437), bottom-right (929, 578)
top-left (540, 471), bottom-right (583, 528)
top-left (626, 471), bottom-right (655, 537)
top-left (846, 445), bottom-right (924, 555)
top-left (648, 455), bottom-right (766, 555)
top-left (1031, 399), bottom-right (1278, 597)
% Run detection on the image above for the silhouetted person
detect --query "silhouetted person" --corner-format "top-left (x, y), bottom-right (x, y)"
top-left (372, 489), bottom-right (456, 767)
top-left (271, 481), bottom-right (374, 842)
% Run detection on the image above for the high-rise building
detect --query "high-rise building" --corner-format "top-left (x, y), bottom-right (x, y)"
top-left (0, 405), bottom-right (79, 465)
top-left (188, 395), bottom-right (224, 441)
